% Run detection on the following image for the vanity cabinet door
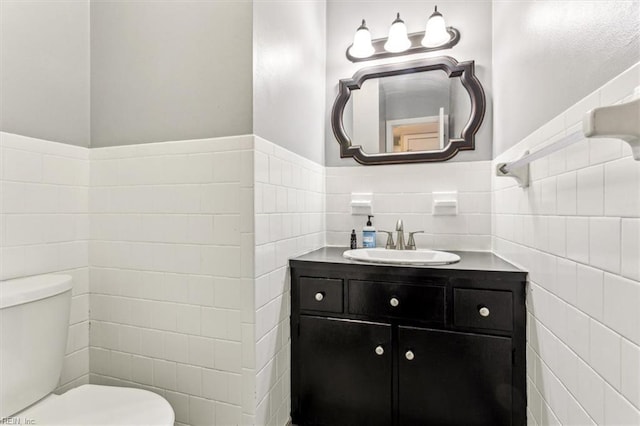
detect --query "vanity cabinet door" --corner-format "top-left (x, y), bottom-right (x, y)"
top-left (297, 316), bottom-right (392, 426)
top-left (398, 326), bottom-right (513, 426)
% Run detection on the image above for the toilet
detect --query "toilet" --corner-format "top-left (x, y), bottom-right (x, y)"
top-left (0, 274), bottom-right (174, 425)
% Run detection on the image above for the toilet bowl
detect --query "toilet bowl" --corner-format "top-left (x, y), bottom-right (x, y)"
top-left (0, 274), bottom-right (174, 425)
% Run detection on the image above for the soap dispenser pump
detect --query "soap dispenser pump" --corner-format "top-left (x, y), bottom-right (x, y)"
top-left (362, 215), bottom-right (376, 248)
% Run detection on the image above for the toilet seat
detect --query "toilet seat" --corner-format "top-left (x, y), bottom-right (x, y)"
top-left (19, 384), bottom-right (174, 425)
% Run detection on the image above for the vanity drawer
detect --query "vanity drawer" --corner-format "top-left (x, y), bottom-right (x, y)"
top-left (348, 280), bottom-right (445, 323)
top-left (454, 288), bottom-right (513, 331)
top-left (299, 277), bottom-right (343, 313)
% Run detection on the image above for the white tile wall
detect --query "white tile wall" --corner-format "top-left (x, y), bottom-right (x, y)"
top-left (88, 136), bottom-right (255, 425)
top-left (492, 63), bottom-right (640, 425)
top-left (251, 137), bottom-right (325, 426)
top-left (1, 132), bottom-right (321, 425)
top-left (325, 161), bottom-right (492, 251)
top-left (0, 132), bottom-right (90, 392)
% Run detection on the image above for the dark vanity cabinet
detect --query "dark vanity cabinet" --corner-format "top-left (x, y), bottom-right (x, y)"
top-left (290, 248), bottom-right (527, 426)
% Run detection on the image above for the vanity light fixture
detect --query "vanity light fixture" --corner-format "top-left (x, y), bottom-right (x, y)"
top-left (348, 20), bottom-right (375, 59)
top-left (422, 6), bottom-right (450, 47)
top-left (384, 13), bottom-right (411, 53)
top-left (346, 5), bottom-right (460, 63)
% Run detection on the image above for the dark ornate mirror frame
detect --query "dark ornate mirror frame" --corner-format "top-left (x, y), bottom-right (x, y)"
top-left (331, 56), bottom-right (486, 165)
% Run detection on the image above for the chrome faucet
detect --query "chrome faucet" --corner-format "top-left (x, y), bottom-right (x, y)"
top-left (381, 219), bottom-right (424, 250)
top-left (395, 219), bottom-right (405, 250)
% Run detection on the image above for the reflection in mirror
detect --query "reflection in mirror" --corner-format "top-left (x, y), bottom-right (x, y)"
top-left (332, 56), bottom-right (485, 165)
top-left (346, 71), bottom-right (471, 154)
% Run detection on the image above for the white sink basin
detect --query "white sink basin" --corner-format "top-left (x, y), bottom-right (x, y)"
top-left (343, 248), bottom-right (461, 265)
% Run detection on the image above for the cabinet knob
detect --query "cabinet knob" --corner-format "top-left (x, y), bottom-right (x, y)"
top-left (315, 292), bottom-right (324, 301)
top-left (479, 306), bottom-right (490, 317)
top-left (389, 297), bottom-right (399, 307)
top-left (405, 350), bottom-right (415, 361)
top-left (375, 345), bottom-right (384, 356)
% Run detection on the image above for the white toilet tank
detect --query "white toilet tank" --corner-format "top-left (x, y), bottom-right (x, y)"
top-left (0, 274), bottom-right (72, 418)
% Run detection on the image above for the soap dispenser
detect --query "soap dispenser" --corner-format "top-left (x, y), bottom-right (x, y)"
top-left (362, 215), bottom-right (376, 248)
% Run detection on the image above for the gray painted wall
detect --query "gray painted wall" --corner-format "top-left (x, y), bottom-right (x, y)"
top-left (492, 0), bottom-right (640, 157)
top-left (0, 0), bottom-right (90, 147)
top-left (8, 1), bottom-right (633, 159)
top-left (90, 0), bottom-right (253, 147)
top-left (325, 0), bottom-right (493, 166)
top-left (253, 0), bottom-right (326, 165)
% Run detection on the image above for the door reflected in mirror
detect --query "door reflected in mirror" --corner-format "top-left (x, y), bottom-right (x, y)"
top-left (389, 117), bottom-right (445, 152)
top-left (332, 56), bottom-right (485, 165)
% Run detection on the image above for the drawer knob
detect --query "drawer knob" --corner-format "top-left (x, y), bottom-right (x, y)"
top-left (479, 306), bottom-right (490, 317)
top-left (375, 345), bottom-right (384, 356)
top-left (405, 350), bottom-right (415, 361)
top-left (390, 297), bottom-right (399, 307)
top-left (315, 292), bottom-right (324, 301)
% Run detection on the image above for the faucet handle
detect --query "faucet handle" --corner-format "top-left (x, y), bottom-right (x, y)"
top-left (407, 231), bottom-right (424, 250)
top-left (379, 230), bottom-right (395, 249)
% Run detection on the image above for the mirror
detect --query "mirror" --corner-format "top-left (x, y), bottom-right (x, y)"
top-left (332, 56), bottom-right (485, 165)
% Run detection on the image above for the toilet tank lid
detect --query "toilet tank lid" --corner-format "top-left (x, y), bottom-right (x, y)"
top-left (0, 274), bottom-right (72, 309)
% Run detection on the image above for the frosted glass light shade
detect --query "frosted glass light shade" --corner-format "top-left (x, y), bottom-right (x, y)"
top-left (349, 20), bottom-right (375, 58)
top-left (422, 6), bottom-right (450, 47)
top-left (384, 13), bottom-right (411, 53)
